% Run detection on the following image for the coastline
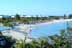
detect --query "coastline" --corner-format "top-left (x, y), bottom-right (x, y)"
top-left (1, 19), bottom-right (72, 41)
top-left (13, 19), bottom-right (72, 31)
top-left (34, 19), bottom-right (72, 26)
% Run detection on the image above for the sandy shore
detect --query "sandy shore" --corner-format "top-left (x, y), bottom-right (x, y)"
top-left (13, 19), bottom-right (72, 32)
top-left (34, 19), bottom-right (72, 26)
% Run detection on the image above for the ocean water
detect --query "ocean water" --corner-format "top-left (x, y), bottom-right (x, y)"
top-left (0, 26), bottom-right (11, 31)
top-left (31, 21), bottom-right (72, 38)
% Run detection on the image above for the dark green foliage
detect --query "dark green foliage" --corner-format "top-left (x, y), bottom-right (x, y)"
top-left (64, 14), bottom-right (67, 19)
top-left (3, 37), bottom-right (16, 48)
top-left (15, 14), bottom-right (20, 20)
top-left (0, 36), bottom-right (16, 48)
top-left (0, 14), bottom-right (67, 25)
top-left (68, 14), bottom-right (72, 19)
top-left (2, 17), bottom-right (6, 20)
top-left (0, 31), bottom-right (2, 36)
top-left (48, 16), bottom-right (64, 20)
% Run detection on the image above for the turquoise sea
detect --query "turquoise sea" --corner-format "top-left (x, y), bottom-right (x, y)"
top-left (0, 26), bottom-right (11, 31)
top-left (31, 21), bottom-right (72, 38)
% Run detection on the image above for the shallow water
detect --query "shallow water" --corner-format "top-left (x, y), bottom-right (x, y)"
top-left (31, 21), bottom-right (72, 38)
top-left (0, 26), bottom-right (11, 31)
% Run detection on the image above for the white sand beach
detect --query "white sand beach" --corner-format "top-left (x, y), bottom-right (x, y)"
top-left (35, 19), bottom-right (72, 26)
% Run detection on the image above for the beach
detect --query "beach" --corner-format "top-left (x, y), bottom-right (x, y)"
top-left (1, 19), bottom-right (72, 42)
top-left (34, 19), bottom-right (72, 26)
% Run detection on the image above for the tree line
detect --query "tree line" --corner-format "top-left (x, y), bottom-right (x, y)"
top-left (0, 14), bottom-right (72, 25)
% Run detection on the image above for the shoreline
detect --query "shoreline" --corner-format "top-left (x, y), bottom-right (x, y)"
top-left (1, 19), bottom-right (72, 41)
top-left (14, 19), bottom-right (72, 30)
top-left (34, 19), bottom-right (72, 26)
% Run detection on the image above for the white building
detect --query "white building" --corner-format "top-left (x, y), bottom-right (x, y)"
top-left (11, 15), bottom-right (15, 18)
top-left (0, 15), bottom-right (3, 18)
top-left (23, 15), bottom-right (31, 17)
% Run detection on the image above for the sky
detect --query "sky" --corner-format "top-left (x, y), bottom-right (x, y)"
top-left (0, 0), bottom-right (72, 16)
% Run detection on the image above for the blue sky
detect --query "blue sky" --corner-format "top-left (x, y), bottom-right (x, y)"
top-left (0, 0), bottom-right (72, 16)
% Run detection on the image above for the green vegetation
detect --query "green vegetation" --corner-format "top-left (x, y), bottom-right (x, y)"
top-left (0, 31), bottom-right (16, 48)
top-left (0, 14), bottom-right (71, 27)
top-left (69, 14), bottom-right (72, 19)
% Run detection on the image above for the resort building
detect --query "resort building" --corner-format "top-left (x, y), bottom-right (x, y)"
top-left (0, 15), bottom-right (3, 18)
top-left (11, 15), bottom-right (15, 18)
top-left (23, 15), bottom-right (31, 17)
